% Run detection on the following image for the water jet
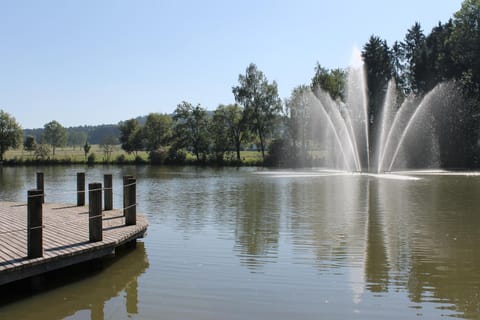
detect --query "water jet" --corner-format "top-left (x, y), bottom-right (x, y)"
top-left (308, 49), bottom-right (459, 173)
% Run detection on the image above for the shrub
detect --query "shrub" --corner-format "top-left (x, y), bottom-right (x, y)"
top-left (116, 154), bottom-right (126, 164)
top-left (166, 148), bottom-right (187, 165)
top-left (87, 152), bottom-right (96, 165)
top-left (135, 154), bottom-right (148, 164)
top-left (34, 144), bottom-right (50, 160)
top-left (265, 138), bottom-right (286, 167)
top-left (149, 148), bottom-right (168, 165)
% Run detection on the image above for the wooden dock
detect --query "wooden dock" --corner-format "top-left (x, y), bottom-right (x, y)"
top-left (0, 201), bottom-right (148, 286)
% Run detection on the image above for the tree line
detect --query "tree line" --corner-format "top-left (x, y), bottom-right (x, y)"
top-left (117, 63), bottom-right (282, 165)
top-left (1, 0), bottom-right (480, 167)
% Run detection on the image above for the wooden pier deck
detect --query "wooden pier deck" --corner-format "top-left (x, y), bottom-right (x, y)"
top-left (0, 201), bottom-right (148, 286)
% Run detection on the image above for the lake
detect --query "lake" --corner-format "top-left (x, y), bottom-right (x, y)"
top-left (0, 166), bottom-right (480, 319)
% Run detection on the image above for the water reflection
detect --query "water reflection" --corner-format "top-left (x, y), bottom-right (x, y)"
top-left (234, 177), bottom-right (280, 270)
top-left (365, 179), bottom-right (389, 293)
top-left (246, 172), bottom-right (480, 318)
top-left (377, 176), bottom-right (480, 318)
top-left (0, 242), bottom-right (149, 320)
top-left (2, 166), bottom-right (480, 319)
top-left (0, 166), bottom-right (29, 200)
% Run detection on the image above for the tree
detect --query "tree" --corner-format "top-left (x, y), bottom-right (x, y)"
top-left (68, 130), bottom-right (87, 149)
top-left (0, 110), bottom-right (23, 161)
top-left (173, 102), bottom-right (210, 161)
top-left (43, 120), bottom-right (68, 156)
top-left (423, 21), bottom-right (455, 91)
top-left (311, 63), bottom-right (346, 101)
top-left (451, 0), bottom-right (480, 95)
top-left (210, 107), bottom-right (232, 162)
top-left (80, 124), bottom-right (119, 145)
top-left (284, 85), bottom-right (316, 166)
top-left (83, 141), bottom-right (91, 161)
top-left (232, 63), bottom-right (282, 161)
top-left (119, 118), bottom-right (144, 155)
top-left (24, 135), bottom-right (36, 156)
top-left (362, 36), bottom-right (394, 149)
top-left (213, 104), bottom-right (249, 161)
top-left (143, 113), bottom-right (172, 152)
top-left (401, 22), bottom-right (428, 94)
top-left (101, 135), bottom-right (117, 161)
top-left (444, 0), bottom-right (480, 167)
top-left (390, 40), bottom-right (408, 94)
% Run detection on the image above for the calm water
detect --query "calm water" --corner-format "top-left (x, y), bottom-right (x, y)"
top-left (0, 166), bottom-right (480, 319)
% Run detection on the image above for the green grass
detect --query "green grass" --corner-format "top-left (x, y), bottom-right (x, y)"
top-left (3, 146), bottom-right (265, 166)
top-left (4, 145), bottom-right (148, 165)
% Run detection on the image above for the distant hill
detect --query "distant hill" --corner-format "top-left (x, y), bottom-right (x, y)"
top-left (24, 124), bottom-right (120, 145)
top-left (23, 112), bottom-right (184, 145)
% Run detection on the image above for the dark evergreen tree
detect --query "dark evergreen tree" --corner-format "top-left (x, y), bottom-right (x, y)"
top-left (402, 22), bottom-right (428, 94)
top-left (362, 35), bottom-right (394, 155)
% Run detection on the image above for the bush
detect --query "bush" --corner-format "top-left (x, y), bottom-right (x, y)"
top-left (166, 148), bottom-right (187, 165)
top-left (265, 138), bottom-right (287, 167)
top-left (34, 144), bottom-right (50, 160)
top-left (116, 154), bottom-right (126, 164)
top-left (135, 154), bottom-right (148, 164)
top-left (148, 148), bottom-right (168, 165)
top-left (87, 152), bottom-right (96, 165)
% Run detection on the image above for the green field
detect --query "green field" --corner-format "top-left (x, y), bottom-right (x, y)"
top-left (3, 145), bottom-right (265, 166)
top-left (5, 145), bottom-right (145, 162)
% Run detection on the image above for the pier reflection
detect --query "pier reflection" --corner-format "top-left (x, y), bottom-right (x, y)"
top-left (0, 242), bottom-right (149, 320)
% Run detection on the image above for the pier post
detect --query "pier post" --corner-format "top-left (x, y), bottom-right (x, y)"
top-left (88, 182), bottom-right (103, 242)
top-left (77, 172), bottom-right (85, 206)
top-left (126, 278), bottom-right (139, 314)
top-left (104, 174), bottom-right (113, 211)
top-left (27, 189), bottom-right (43, 258)
top-left (36, 172), bottom-right (44, 203)
top-left (125, 177), bottom-right (136, 225)
top-left (123, 175), bottom-right (133, 216)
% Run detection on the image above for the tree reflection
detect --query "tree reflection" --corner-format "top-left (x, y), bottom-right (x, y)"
top-left (234, 179), bottom-right (280, 270)
top-left (286, 173), bottom-right (480, 318)
top-left (364, 179), bottom-right (389, 293)
top-left (0, 167), bottom-right (27, 201)
top-left (377, 175), bottom-right (480, 318)
top-left (288, 176), bottom-right (368, 271)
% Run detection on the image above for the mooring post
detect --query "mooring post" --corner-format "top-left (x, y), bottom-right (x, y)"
top-left (77, 172), bottom-right (85, 206)
top-left (88, 182), bottom-right (103, 242)
top-left (125, 177), bottom-right (136, 225)
top-left (104, 174), bottom-right (113, 211)
top-left (27, 189), bottom-right (43, 258)
top-left (123, 175), bottom-right (133, 216)
top-left (36, 172), bottom-right (44, 203)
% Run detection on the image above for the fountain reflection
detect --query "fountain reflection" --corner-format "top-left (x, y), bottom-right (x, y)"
top-left (378, 175), bottom-right (480, 318)
top-left (364, 179), bottom-right (389, 293)
top-left (251, 171), bottom-right (480, 318)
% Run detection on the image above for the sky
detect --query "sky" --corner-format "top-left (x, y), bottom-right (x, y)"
top-left (0, 0), bottom-right (463, 129)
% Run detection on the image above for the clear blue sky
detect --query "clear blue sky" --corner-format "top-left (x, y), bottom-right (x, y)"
top-left (0, 0), bottom-right (462, 129)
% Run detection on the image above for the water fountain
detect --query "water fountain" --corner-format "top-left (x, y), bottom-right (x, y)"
top-left (308, 50), bottom-right (459, 173)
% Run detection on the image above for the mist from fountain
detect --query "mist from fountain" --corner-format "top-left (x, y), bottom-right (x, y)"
top-left (308, 49), bottom-right (456, 173)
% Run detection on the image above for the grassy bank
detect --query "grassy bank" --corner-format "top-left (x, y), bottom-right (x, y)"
top-left (2, 145), bottom-right (265, 166)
